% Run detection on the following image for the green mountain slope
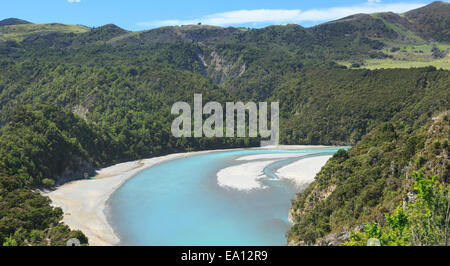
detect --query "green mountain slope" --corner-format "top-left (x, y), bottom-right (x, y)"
top-left (275, 66), bottom-right (450, 145)
top-left (287, 112), bottom-right (449, 245)
top-left (0, 105), bottom-right (99, 246)
top-left (110, 25), bottom-right (243, 45)
top-left (404, 1), bottom-right (450, 42)
top-left (1, 2), bottom-right (448, 69)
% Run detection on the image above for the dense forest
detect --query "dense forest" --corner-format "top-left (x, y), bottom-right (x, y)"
top-left (0, 2), bottom-right (448, 245)
top-left (287, 112), bottom-right (449, 245)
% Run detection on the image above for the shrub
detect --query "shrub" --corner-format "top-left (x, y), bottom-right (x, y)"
top-left (41, 178), bottom-right (55, 188)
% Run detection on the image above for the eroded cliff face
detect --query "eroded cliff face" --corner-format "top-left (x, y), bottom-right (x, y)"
top-left (198, 50), bottom-right (246, 84)
top-left (287, 111), bottom-right (449, 246)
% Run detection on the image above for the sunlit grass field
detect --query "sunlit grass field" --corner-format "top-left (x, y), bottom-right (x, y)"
top-left (360, 57), bottom-right (450, 70)
top-left (339, 41), bottom-right (450, 70)
top-left (0, 23), bottom-right (89, 41)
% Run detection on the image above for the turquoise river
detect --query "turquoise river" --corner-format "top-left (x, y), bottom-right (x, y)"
top-left (107, 148), bottom-right (342, 245)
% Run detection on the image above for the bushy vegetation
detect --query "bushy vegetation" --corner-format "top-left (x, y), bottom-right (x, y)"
top-left (287, 113), bottom-right (449, 245)
top-left (275, 66), bottom-right (449, 145)
top-left (342, 170), bottom-right (449, 246)
top-left (0, 105), bottom-right (105, 245)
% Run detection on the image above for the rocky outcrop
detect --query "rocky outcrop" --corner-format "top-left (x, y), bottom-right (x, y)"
top-left (316, 231), bottom-right (351, 246)
top-left (301, 184), bottom-right (336, 215)
top-left (55, 155), bottom-right (96, 185)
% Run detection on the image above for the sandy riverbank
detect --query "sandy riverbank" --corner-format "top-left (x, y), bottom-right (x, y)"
top-left (44, 150), bottom-right (219, 246)
top-left (44, 146), bottom-right (337, 246)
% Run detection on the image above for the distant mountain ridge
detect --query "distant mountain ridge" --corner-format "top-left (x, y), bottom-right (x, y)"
top-left (312, 1), bottom-right (450, 43)
top-left (0, 18), bottom-right (31, 27)
top-left (106, 1), bottom-right (450, 45)
top-left (405, 1), bottom-right (450, 42)
top-left (1, 2), bottom-right (449, 45)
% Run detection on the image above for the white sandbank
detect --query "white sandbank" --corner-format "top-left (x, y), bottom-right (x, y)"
top-left (44, 146), bottom-right (336, 246)
top-left (217, 153), bottom-right (332, 191)
top-left (275, 155), bottom-right (333, 187)
top-left (217, 160), bottom-right (278, 190)
top-left (236, 153), bottom-right (310, 161)
top-left (260, 145), bottom-right (336, 150)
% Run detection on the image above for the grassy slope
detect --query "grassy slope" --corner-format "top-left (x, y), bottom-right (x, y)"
top-left (0, 23), bottom-right (90, 41)
top-left (338, 42), bottom-right (450, 70)
top-left (336, 10), bottom-right (450, 70)
top-left (371, 13), bottom-right (425, 43)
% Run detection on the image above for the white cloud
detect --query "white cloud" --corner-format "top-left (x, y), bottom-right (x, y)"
top-left (137, 1), bottom-right (426, 28)
top-left (68, 0), bottom-right (81, 3)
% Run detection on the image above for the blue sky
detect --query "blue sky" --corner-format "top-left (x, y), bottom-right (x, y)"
top-left (0, 0), bottom-right (446, 31)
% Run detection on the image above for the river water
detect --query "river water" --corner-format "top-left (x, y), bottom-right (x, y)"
top-left (107, 148), bottom-right (341, 245)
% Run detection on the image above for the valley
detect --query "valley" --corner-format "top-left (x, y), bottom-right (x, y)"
top-left (0, 1), bottom-right (448, 246)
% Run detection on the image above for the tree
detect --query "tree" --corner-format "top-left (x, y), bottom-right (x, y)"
top-left (2, 236), bottom-right (18, 246)
top-left (342, 170), bottom-right (450, 246)
top-left (409, 170), bottom-right (450, 246)
top-left (42, 178), bottom-right (55, 188)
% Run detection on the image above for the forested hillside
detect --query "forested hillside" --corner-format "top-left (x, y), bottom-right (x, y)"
top-left (287, 112), bottom-right (449, 245)
top-left (275, 66), bottom-right (449, 145)
top-left (0, 2), bottom-right (448, 245)
top-left (0, 106), bottom-right (95, 246)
